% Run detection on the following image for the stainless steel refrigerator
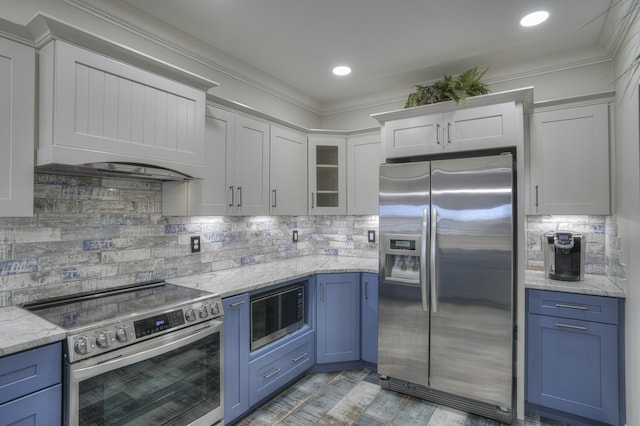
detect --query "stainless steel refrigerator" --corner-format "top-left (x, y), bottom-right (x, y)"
top-left (378, 150), bottom-right (515, 423)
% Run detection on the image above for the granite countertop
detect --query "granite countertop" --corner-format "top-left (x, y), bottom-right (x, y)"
top-left (0, 306), bottom-right (66, 357)
top-left (524, 269), bottom-right (625, 298)
top-left (167, 255), bottom-right (378, 297)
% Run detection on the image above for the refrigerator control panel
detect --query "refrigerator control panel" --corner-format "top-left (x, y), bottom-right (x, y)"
top-left (381, 234), bottom-right (422, 285)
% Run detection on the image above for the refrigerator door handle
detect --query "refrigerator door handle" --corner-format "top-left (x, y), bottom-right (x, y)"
top-left (421, 208), bottom-right (429, 312)
top-left (430, 207), bottom-right (438, 313)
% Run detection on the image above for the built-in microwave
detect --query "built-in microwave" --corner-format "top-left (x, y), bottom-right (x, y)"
top-left (250, 284), bottom-right (304, 351)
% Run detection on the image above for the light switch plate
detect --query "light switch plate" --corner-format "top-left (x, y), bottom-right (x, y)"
top-left (292, 230), bottom-right (298, 243)
top-left (368, 230), bottom-right (376, 243)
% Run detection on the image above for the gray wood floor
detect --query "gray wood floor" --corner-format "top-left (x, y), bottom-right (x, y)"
top-left (236, 370), bottom-right (566, 426)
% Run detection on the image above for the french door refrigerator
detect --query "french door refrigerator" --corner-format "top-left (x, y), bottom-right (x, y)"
top-left (378, 150), bottom-right (515, 423)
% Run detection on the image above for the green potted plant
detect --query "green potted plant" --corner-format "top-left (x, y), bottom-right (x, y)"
top-left (404, 66), bottom-right (491, 108)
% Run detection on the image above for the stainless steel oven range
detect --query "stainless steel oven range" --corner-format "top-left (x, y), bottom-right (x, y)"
top-left (24, 281), bottom-right (223, 426)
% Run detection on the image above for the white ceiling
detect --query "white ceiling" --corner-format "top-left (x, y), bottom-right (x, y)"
top-left (118, 0), bottom-right (614, 109)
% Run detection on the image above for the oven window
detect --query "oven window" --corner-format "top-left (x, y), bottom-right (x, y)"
top-left (78, 332), bottom-right (220, 425)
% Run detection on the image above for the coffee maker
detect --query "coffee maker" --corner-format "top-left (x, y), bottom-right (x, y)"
top-left (543, 231), bottom-right (585, 281)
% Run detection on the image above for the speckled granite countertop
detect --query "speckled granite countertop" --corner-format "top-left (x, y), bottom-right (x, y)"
top-left (167, 255), bottom-right (378, 297)
top-left (0, 306), bottom-right (66, 357)
top-left (524, 269), bottom-right (625, 298)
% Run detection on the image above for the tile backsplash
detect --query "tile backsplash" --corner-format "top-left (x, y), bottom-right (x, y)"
top-left (0, 174), bottom-right (378, 307)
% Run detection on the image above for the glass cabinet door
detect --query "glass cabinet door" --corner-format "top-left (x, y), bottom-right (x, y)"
top-left (308, 136), bottom-right (346, 215)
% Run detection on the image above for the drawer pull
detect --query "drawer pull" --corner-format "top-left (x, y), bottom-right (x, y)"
top-left (263, 368), bottom-right (281, 380)
top-left (230, 300), bottom-right (246, 307)
top-left (555, 322), bottom-right (587, 331)
top-left (555, 303), bottom-right (587, 311)
top-left (292, 352), bottom-right (308, 363)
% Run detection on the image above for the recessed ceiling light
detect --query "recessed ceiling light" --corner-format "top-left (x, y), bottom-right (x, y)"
top-left (332, 65), bottom-right (351, 76)
top-left (520, 10), bottom-right (549, 27)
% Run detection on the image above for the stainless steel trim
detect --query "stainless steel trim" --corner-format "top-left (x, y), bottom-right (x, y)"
top-left (292, 352), bottom-right (308, 363)
top-left (421, 208), bottom-right (429, 312)
top-left (555, 303), bottom-right (588, 310)
top-left (263, 368), bottom-right (281, 380)
top-left (430, 207), bottom-right (438, 314)
top-left (35, 162), bottom-right (196, 181)
top-left (554, 322), bottom-right (587, 331)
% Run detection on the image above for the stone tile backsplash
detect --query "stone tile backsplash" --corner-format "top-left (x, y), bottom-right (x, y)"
top-left (0, 174), bottom-right (379, 307)
top-left (0, 174), bottom-right (626, 307)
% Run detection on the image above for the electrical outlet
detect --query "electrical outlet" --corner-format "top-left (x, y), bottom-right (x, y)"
top-left (368, 230), bottom-right (376, 243)
top-left (190, 236), bottom-right (201, 253)
top-left (292, 230), bottom-right (299, 243)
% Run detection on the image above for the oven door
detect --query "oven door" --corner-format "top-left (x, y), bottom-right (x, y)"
top-left (67, 319), bottom-right (223, 426)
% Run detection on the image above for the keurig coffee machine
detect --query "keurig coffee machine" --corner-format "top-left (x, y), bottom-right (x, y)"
top-left (543, 231), bottom-right (585, 281)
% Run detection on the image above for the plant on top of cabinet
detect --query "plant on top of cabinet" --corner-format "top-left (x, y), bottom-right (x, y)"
top-left (404, 66), bottom-right (490, 108)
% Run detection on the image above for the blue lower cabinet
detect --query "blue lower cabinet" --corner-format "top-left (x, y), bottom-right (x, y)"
top-left (222, 293), bottom-right (250, 425)
top-left (361, 273), bottom-right (378, 365)
top-left (316, 273), bottom-right (361, 364)
top-left (0, 342), bottom-right (62, 426)
top-left (249, 328), bottom-right (315, 406)
top-left (526, 289), bottom-right (625, 425)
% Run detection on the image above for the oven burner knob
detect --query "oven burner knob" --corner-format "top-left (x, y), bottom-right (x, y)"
top-left (74, 337), bottom-right (92, 355)
top-left (185, 308), bottom-right (196, 322)
top-left (199, 306), bottom-right (209, 318)
top-left (210, 302), bottom-right (219, 315)
top-left (115, 326), bottom-right (128, 343)
top-left (96, 331), bottom-right (111, 348)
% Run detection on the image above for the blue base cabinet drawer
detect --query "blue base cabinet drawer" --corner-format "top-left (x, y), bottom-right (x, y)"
top-left (249, 328), bottom-right (315, 406)
top-left (0, 384), bottom-right (62, 426)
top-left (526, 289), bottom-right (625, 426)
top-left (0, 343), bottom-right (61, 405)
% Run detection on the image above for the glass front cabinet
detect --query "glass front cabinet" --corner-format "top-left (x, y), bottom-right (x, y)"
top-left (308, 136), bottom-right (346, 215)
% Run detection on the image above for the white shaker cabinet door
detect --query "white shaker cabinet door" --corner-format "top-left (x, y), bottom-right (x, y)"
top-left (347, 132), bottom-right (382, 215)
top-left (270, 126), bottom-right (307, 215)
top-left (0, 37), bottom-right (34, 217)
top-left (233, 115), bottom-right (270, 216)
top-left (529, 103), bottom-right (610, 214)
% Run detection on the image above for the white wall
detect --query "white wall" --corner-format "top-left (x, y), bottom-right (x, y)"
top-left (612, 3), bottom-right (640, 425)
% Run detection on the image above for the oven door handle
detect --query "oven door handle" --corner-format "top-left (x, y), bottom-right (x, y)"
top-left (70, 320), bottom-right (223, 381)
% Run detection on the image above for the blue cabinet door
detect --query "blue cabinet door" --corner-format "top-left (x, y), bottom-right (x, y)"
top-left (222, 293), bottom-right (250, 424)
top-left (527, 313), bottom-right (619, 425)
top-left (0, 384), bottom-right (62, 426)
top-left (361, 273), bottom-right (378, 365)
top-left (316, 273), bottom-right (361, 364)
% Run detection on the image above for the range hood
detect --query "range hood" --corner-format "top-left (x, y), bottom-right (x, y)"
top-left (35, 162), bottom-right (196, 181)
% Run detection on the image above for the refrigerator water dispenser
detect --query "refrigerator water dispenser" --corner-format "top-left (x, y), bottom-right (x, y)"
top-left (381, 234), bottom-right (422, 284)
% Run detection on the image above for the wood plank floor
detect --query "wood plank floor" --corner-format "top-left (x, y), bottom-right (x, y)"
top-left (236, 370), bottom-right (566, 426)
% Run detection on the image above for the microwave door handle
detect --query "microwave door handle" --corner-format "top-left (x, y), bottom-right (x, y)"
top-left (421, 208), bottom-right (429, 312)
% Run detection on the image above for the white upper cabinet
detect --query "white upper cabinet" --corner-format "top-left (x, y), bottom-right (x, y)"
top-left (347, 132), bottom-right (382, 215)
top-left (308, 135), bottom-right (347, 215)
top-left (37, 40), bottom-right (208, 177)
top-left (0, 37), bottom-right (35, 217)
top-left (270, 126), bottom-right (307, 215)
top-left (165, 106), bottom-right (270, 216)
top-left (372, 89), bottom-right (532, 161)
top-left (529, 101), bottom-right (611, 215)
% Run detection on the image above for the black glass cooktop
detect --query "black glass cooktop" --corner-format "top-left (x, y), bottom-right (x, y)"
top-left (24, 281), bottom-right (211, 330)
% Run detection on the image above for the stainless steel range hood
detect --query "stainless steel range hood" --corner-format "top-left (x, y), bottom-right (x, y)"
top-left (35, 162), bottom-right (196, 181)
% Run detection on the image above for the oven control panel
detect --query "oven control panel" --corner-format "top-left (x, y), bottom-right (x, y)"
top-left (67, 296), bottom-right (223, 363)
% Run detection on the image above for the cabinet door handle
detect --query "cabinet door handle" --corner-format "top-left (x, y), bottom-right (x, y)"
top-left (230, 300), bottom-right (246, 307)
top-left (447, 121), bottom-right (452, 144)
top-left (555, 303), bottom-right (588, 311)
top-left (229, 186), bottom-right (234, 207)
top-left (320, 283), bottom-right (324, 302)
top-left (263, 367), bottom-right (281, 380)
top-left (364, 281), bottom-right (368, 300)
top-left (436, 123), bottom-right (441, 145)
top-left (555, 322), bottom-right (587, 331)
top-left (311, 192), bottom-right (315, 209)
top-left (237, 186), bottom-right (242, 207)
top-left (535, 185), bottom-right (539, 208)
top-left (292, 352), bottom-right (308, 363)
top-left (272, 189), bottom-right (277, 208)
